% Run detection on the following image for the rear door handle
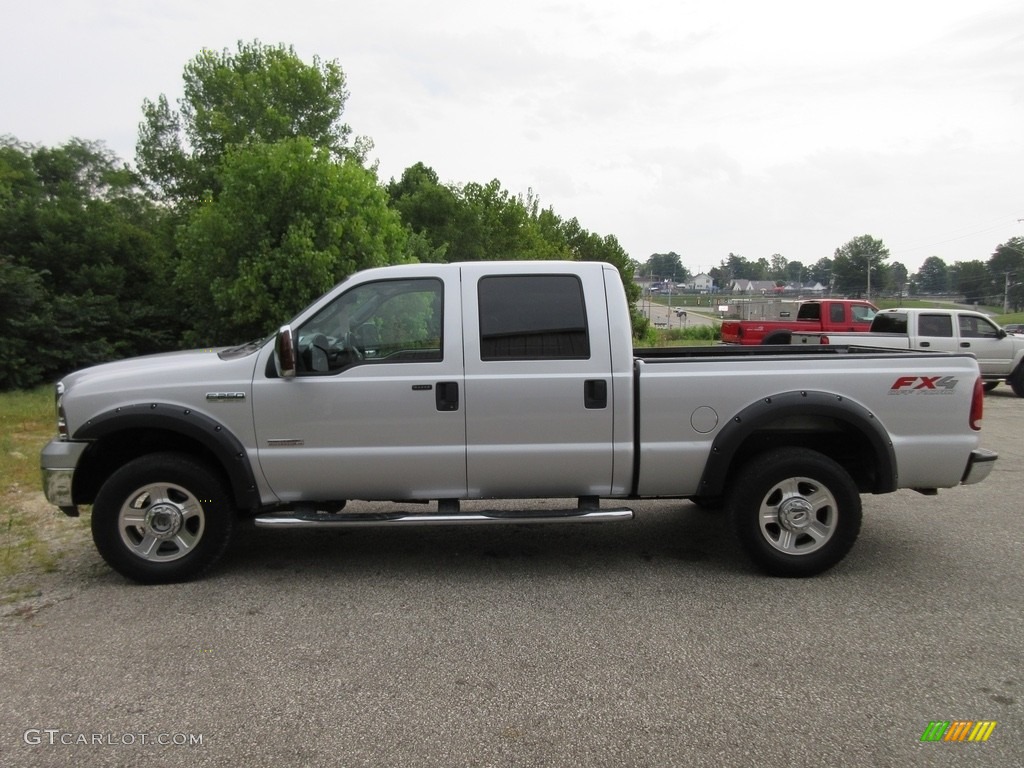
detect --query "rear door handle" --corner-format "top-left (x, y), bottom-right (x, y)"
top-left (584, 379), bottom-right (608, 409)
top-left (436, 381), bottom-right (459, 411)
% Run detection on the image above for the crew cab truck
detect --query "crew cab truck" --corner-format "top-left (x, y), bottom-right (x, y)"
top-left (793, 308), bottom-right (1024, 396)
top-left (40, 262), bottom-right (997, 584)
top-left (720, 299), bottom-right (878, 345)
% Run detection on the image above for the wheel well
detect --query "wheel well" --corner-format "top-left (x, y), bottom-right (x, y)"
top-left (696, 391), bottom-right (897, 498)
top-left (728, 416), bottom-right (882, 493)
top-left (73, 429), bottom-right (236, 508)
top-left (761, 330), bottom-right (793, 344)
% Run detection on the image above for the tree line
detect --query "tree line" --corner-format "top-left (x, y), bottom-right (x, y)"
top-left (0, 41), bottom-right (639, 390)
top-left (640, 236), bottom-right (1024, 307)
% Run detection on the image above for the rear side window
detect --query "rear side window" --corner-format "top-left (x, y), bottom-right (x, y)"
top-left (478, 274), bottom-right (590, 360)
top-left (829, 304), bottom-right (845, 323)
top-left (871, 313), bottom-right (907, 334)
top-left (918, 314), bottom-right (953, 338)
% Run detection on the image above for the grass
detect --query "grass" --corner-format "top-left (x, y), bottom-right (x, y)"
top-left (1, 386), bottom-right (91, 609)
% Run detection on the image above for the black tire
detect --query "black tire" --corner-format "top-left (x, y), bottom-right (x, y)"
top-left (728, 448), bottom-right (861, 577)
top-left (91, 452), bottom-right (235, 584)
top-left (982, 381), bottom-right (999, 393)
top-left (761, 331), bottom-right (792, 345)
top-left (1010, 366), bottom-right (1024, 398)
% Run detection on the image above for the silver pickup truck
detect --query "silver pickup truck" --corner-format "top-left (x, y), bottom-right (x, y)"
top-left (41, 261), bottom-right (997, 583)
top-left (792, 308), bottom-right (1024, 396)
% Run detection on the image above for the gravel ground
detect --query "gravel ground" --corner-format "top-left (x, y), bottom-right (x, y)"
top-left (1, 390), bottom-right (1020, 767)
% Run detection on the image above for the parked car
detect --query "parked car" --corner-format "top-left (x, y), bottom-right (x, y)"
top-left (1003, 323), bottom-right (1024, 335)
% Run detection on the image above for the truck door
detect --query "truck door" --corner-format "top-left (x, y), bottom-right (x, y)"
top-left (956, 314), bottom-right (1009, 376)
top-left (913, 313), bottom-right (958, 353)
top-left (460, 264), bottom-right (616, 498)
top-left (251, 272), bottom-right (467, 502)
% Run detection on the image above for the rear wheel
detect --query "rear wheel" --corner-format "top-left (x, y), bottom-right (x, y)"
top-left (728, 448), bottom-right (861, 577)
top-left (91, 453), bottom-right (235, 584)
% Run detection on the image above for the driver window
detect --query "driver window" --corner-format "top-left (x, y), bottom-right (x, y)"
top-left (295, 278), bottom-right (443, 375)
top-left (959, 314), bottom-right (998, 339)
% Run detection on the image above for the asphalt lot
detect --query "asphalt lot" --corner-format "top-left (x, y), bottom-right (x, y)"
top-left (2, 391), bottom-right (1021, 767)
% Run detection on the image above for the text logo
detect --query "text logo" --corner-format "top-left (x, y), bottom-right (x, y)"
top-left (920, 721), bottom-right (997, 742)
top-left (889, 376), bottom-right (959, 394)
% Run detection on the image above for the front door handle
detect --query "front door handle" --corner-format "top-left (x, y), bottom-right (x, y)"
top-left (436, 381), bottom-right (459, 411)
top-left (584, 379), bottom-right (608, 409)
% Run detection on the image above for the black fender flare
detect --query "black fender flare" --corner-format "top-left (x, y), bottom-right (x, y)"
top-left (760, 330), bottom-right (793, 344)
top-left (695, 390), bottom-right (898, 498)
top-left (74, 403), bottom-right (260, 512)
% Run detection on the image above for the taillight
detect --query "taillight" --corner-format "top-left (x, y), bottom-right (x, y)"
top-left (970, 377), bottom-right (984, 431)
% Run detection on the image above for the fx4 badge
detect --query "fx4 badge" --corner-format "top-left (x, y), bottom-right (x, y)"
top-left (889, 376), bottom-right (959, 394)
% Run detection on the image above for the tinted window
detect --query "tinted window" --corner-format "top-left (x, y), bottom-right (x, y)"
top-left (918, 314), bottom-right (953, 338)
top-left (478, 274), bottom-right (590, 360)
top-left (830, 304), bottom-right (845, 323)
top-left (871, 313), bottom-right (907, 334)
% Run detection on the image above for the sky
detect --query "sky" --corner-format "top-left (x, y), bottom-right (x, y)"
top-left (3, 0), bottom-right (1023, 276)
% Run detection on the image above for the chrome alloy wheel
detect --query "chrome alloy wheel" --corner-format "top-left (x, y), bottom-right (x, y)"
top-left (757, 476), bottom-right (838, 555)
top-left (117, 482), bottom-right (206, 563)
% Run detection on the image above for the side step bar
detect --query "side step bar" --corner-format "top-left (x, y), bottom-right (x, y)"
top-left (254, 507), bottom-right (634, 529)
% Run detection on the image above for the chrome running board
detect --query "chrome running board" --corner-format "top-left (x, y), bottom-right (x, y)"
top-left (254, 507), bottom-right (634, 529)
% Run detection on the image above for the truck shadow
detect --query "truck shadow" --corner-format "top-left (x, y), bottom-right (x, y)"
top-left (219, 502), bottom-right (749, 580)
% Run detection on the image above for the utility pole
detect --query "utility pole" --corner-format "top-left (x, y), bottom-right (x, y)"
top-left (866, 252), bottom-right (871, 301)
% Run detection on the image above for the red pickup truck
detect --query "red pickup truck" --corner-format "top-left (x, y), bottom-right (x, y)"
top-left (720, 299), bottom-right (878, 345)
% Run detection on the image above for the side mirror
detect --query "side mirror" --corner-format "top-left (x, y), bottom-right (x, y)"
top-left (275, 325), bottom-right (297, 379)
top-left (997, 329), bottom-right (1007, 339)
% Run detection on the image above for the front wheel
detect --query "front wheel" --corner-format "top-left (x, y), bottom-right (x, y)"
top-left (91, 453), bottom-right (235, 584)
top-left (728, 448), bottom-right (861, 577)
top-left (1010, 366), bottom-right (1024, 397)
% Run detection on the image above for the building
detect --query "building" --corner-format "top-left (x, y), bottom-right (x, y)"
top-left (687, 273), bottom-right (715, 292)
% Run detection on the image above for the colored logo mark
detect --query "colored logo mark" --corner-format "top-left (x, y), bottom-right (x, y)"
top-left (920, 721), bottom-right (997, 742)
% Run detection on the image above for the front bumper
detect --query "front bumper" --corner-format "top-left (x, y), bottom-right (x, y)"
top-left (40, 439), bottom-right (88, 516)
top-left (961, 448), bottom-right (998, 485)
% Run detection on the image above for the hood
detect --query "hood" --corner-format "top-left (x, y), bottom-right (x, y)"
top-left (62, 346), bottom-right (259, 392)
top-left (60, 344), bottom-right (266, 435)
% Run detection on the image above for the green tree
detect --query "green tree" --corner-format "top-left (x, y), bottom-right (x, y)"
top-left (137, 40), bottom-right (365, 205)
top-left (886, 261), bottom-right (909, 296)
top-left (387, 162), bottom-right (459, 261)
top-left (0, 137), bottom-right (178, 386)
top-left (785, 260), bottom-right (805, 284)
top-left (832, 235), bottom-right (889, 297)
top-left (0, 257), bottom-right (53, 389)
top-left (989, 237), bottom-right (1024, 310)
top-left (807, 257), bottom-right (833, 287)
top-left (174, 138), bottom-right (408, 344)
top-left (914, 256), bottom-right (949, 294)
top-left (950, 260), bottom-right (992, 305)
top-left (644, 252), bottom-right (689, 284)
